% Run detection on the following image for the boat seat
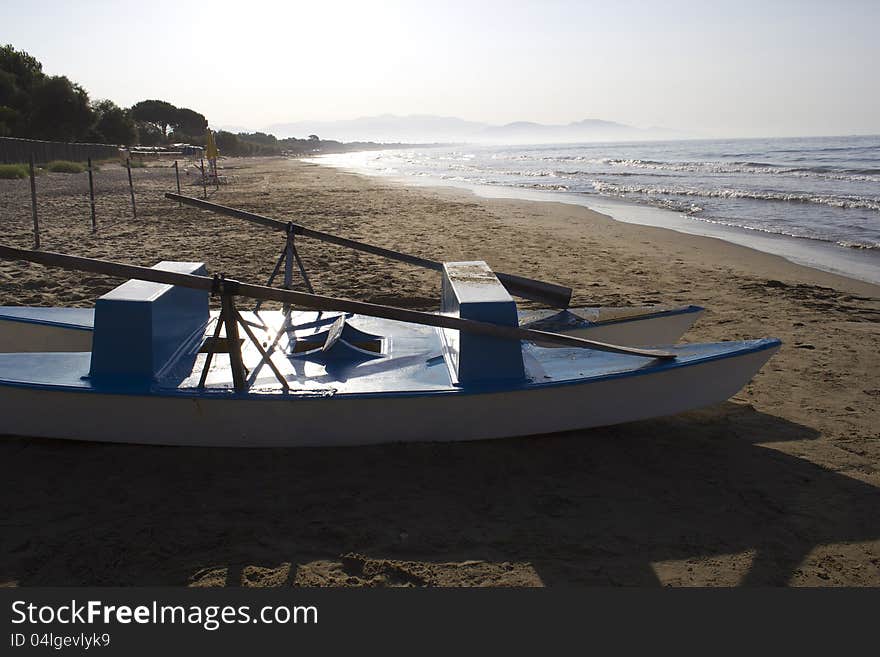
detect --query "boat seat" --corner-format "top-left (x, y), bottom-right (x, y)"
top-left (89, 262), bottom-right (209, 381)
top-left (440, 261), bottom-right (525, 385)
top-left (290, 315), bottom-right (384, 361)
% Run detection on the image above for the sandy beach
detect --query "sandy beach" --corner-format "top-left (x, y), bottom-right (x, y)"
top-left (1, 156), bottom-right (878, 586)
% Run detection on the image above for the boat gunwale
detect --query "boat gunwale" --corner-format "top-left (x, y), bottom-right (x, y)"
top-left (519, 304), bottom-right (705, 329)
top-left (579, 304), bottom-right (704, 326)
top-left (0, 311), bottom-right (94, 332)
top-left (0, 338), bottom-right (781, 400)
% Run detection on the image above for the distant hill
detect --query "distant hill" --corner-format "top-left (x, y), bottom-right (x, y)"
top-left (479, 118), bottom-right (648, 143)
top-left (267, 114), bottom-right (485, 143)
top-left (266, 114), bottom-right (682, 144)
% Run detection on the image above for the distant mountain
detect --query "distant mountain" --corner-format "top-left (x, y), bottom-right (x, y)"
top-left (480, 118), bottom-right (645, 143)
top-left (267, 114), bottom-right (485, 143)
top-left (265, 114), bottom-right (682, 144)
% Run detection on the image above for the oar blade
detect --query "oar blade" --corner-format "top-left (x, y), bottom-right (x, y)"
top-left (495, 271), bottom-right (572, 308)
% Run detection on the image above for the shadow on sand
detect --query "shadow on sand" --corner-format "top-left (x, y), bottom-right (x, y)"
top-left (2, 401), bottom-right (878, 586)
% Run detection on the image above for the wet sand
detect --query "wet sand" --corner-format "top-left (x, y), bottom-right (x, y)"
top-left (1, 157), bottom-right (878, 586)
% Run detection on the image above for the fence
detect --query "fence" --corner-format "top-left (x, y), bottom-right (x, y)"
top-left (0, 136), bottom-right (120, 165)
top-left (1, 156), bottom-right (225, 250)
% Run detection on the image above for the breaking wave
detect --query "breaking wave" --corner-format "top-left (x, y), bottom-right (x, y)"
top-left (590, 181), bottom-right (880, 212)
top-left (587, 158), bottom-right (880, 182)
top-left (688, 215), bottom-right (880, 251)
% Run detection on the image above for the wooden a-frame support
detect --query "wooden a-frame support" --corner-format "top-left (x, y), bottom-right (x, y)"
top-left (198, 274), bottom-right (290, 393)
top-left (254, 223), bottom-right (314, 314)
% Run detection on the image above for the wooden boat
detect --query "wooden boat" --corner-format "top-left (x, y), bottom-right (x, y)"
top-left (0, 246), bottom-right (779, 447)
top-left (0, 301), bottom-right (703, 353)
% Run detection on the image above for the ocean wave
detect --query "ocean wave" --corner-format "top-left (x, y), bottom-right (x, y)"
top-left (836, 240), bottom-right (880, 250)
top-left (590, 181), bottom-right (880, 212)
top-left (557, 169), bottom-right (675, 179)
top-left (495, 169), bottom-right (559, 177)
top-left (766, 144), bottom-right (880, 155)
top-left (687, 215), bottom-right (880, 250)
top-left (456, 152), bottom-right (880, 181)
top-left (518, 183), bottom-right (570, 191)
top-left (444, 157), bottom-right (880, 182)
top-left (591, 158), bottom-right (880, 181)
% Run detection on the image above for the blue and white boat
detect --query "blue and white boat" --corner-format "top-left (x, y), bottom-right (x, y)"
top-left (0, 252), bottom-right (778, 447)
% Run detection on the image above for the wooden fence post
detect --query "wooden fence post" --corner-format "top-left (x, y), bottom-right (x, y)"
top-left (87, 157), bottom-right (97, 232)
top-left (126, 157), bottom-right (137, 218)
top-left (173, 160), bottom-right (181, 206)
top-left (29, 156), bottom-right (40, 249)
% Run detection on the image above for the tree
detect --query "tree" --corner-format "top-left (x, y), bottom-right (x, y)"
top-left (91, 99), bottom-right (137, 145)
top-left (130, 99), bottom-right (177, 139)
top-left (0, 46), bottom-right (204, 145)
top-left (136, 123), bottom-right (164, 146)
top-left (171, 107), bottom-right (207, 137)
top-left (0, 71), bottom-right (24, 135)
top-left (0, 104), bottom-right (17, 136)
top-left (214, 130), bottom-right (241, 154)
top-left (238, 132), bottom-right (277, 145)
top-left (0, 69), bottom-right (19, 107)
top-left (0, 44), bottom-right (44, 137)
top-left (308, 134), bottom-right (319, 141)
top-left (0, 44), bottom-right (43, 93)
top-left (28, 75), bottom-right (93, 141)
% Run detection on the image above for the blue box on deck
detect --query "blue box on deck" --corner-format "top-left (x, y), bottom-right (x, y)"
top-left (440, 261), bottom-right (525, 385)
top-left (89, 262), bottom-right (209, 381)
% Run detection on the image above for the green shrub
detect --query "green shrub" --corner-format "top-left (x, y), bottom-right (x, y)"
top-left (0, 164), bottom-right (29, 179)
top-left (46, 160), bottom-right (86, 173)
top-left (127, 158), bottom-right (147, 168)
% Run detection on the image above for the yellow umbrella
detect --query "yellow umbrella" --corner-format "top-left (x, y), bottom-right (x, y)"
top-left (205, 130), bottom-right (219, 159)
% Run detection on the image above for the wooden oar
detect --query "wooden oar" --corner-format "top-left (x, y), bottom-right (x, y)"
top-left (0, 245), bottom-right (675, 360)
top-left (164, 193), bottom-right (573, 308)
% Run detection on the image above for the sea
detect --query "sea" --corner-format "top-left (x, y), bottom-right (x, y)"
top-left (312, 135), bottom-right (880, 285)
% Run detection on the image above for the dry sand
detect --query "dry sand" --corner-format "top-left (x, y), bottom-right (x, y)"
top-left (0, 156), bottom-right (878, 586)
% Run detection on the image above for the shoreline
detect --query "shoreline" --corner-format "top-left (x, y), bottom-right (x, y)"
top-left (419, 180), bottom-right (880, 298)
top-left (1, 156), bottom-right (878, 587)
top-left (308, 153), bottom-right (880, 288)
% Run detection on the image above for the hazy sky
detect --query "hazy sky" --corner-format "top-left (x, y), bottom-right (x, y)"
top-left (4, 0), bottom-right (878, 137)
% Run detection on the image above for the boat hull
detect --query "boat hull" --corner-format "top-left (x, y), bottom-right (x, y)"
top-left (0, 341), bottom-right (777, 447)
